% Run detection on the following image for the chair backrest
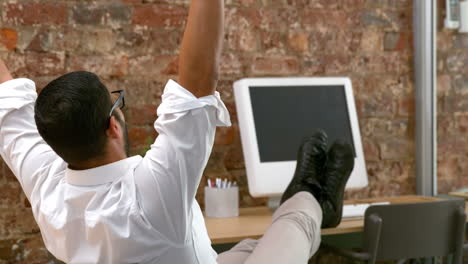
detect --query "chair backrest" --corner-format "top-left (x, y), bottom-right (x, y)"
top-left (362, 199), bottom-right (466, 262)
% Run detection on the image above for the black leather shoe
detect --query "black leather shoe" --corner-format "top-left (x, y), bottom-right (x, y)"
top-left (280, 130), bottom-right (328, 204)
top-left (320, 140), bottom-right (355, 228)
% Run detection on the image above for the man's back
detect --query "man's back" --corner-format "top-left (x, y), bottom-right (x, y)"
top-left (37, 156), bottom-right (214, 263)
top-left (0, 78), bottom-right (230, 263)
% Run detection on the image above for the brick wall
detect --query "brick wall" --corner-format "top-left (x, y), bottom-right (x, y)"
top-left (437, 0), bottom-right (468, 194)
top-left (0, 0), bottom-right (466, 263)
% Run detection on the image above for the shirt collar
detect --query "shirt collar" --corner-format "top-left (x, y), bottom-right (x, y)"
top-left (65, 156), bottom-right (142, 186)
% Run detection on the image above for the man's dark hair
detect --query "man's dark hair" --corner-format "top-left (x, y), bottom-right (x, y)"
top-left (35, 71), bottom-right (113, 165)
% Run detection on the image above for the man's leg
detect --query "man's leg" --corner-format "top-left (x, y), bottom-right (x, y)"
top-left (216, 239), bottom-right (258, 264)
top-left (217, 192), bottom-right (321, 264)
top-left (217, 131), bottom-right (353, 263)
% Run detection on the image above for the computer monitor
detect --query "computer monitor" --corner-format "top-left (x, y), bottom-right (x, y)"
top-left (233, 77), bottom-right (368, 198)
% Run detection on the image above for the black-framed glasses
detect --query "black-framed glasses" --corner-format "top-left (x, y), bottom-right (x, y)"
top-left (109, 90), bottom-right (125, 117)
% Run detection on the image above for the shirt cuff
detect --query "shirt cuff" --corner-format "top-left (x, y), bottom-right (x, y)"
top-left (0, 78), bottom-right (37, 110)
top-left (157, 79), bottom-right (231, 127)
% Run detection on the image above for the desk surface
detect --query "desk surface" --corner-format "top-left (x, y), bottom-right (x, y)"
top-left (449, 191), bottom-right (468, 200)
top-left (205, 195), bottom-right (468, 244)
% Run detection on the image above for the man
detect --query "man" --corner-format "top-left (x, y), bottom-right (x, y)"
top-left (0, 0), bottom-right (354, 263)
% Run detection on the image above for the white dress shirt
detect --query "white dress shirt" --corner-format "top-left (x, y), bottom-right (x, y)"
top-left (0, 78), bottom-right (231, 264)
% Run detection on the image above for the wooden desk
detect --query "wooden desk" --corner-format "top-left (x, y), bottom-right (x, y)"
top-left (205, 195), bottom-right (468, 244)
top-left (449, 191), bottom-right (468, 200)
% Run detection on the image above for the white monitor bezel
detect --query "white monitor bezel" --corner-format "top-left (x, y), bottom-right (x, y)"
top-left (233, 77), bottom-right (368, 198)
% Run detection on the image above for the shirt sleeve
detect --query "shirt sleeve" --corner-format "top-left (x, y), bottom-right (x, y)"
top-left (0, 78), bottom-right (62, 209)
top-left (134, 80), bottom-right (231, 244)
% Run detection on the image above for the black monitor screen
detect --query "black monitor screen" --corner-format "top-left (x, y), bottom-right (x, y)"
top-left (249, 85), bottom-right (356, 162)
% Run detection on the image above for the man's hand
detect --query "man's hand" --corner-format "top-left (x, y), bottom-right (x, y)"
top-left (178, 0), bottom-right (224, 98)
top-left (0, 59), bottom-right (13, 84)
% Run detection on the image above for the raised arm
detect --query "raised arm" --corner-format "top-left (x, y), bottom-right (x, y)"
top-left (178, 0), bottom-right (224, 97)
top-left (0, 59), bottom-right (13, 84)
top-left (0, 57), bottom-right (62, 205)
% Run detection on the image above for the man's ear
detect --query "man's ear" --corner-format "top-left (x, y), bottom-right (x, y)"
top-left (107, 116), bottom-right (121, 139)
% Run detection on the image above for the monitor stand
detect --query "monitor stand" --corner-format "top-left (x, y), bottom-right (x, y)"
top-left (267, 196), bottom-right (281, 211)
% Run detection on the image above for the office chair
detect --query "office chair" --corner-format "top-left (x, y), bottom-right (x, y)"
top-left (322, 199), bottom-right (466, 264)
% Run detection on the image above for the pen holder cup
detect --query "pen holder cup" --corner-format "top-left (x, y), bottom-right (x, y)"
top-left (204, 186), bottom-right (239, 218)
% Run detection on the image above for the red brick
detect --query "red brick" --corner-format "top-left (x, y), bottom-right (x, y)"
top-left (67, 55), bottom-right (128, 78)
top-left (24, 195), bottom-right (31, 209)
top-left (455, 114), bottom-right (468, 134)
top-left (437, 31), bottom-right (454, 51)
top-left (205, 146), bottom-right (228, 170)
top-left (437, 162), bottom-right (466, 194)
top-left (0, 239), bottom-right (17, 261)
top-left (71, 4), bottom-right (131, 25)
top-left (260, 31), bottom-right (286, 55)
top-left (224, 101), bottom-right (238, 122)
top-left (226, 29), bottom-right (257, 52)
top-left (438, 136), bottom-right (467, 158)
top-left (301, 10), bottom-right (358, 30)
top-left (302, 57), bottom-right (326, 75)
top-left (361, 138), bottom-right (380, 161)
top-left (444, 92), bottom-right (468, 113)
top-left (359, 9), bottom-right (411, 31)
top-left (308, 30), bottom-right (362, 55)
top-left (215, 126), bottom-right (236, 146)
top-left (251, 56), bottom-right (300, 75)
top-left (364, 0), bottom-right (412, 10)
top-left (132, 5), bottom-right (188, 28)
top-left (287, 32), bottom-right (309, 52)
top-left (453, 35), bottom-right (468, 49)
top-left (127, 105), bottom-right (158, 126)
top-left (225, 8), bottom-right (261, 31)
top-left (365, 161), bottom-right (415, 197)
top-left (229, 0), bottom-right (256, 6)
top-left (384, 32), bottom-right (410, 51)
top-left (453, 76), bottom-right (468, 93)
top-left (0, 209), bottom-right (39, 237)
top-left (0, 29), bottom-right (17, 51)
top-left (224, 144), bottom-right (245, 170)
top-left (437, 74), bottom-right (452, 94)
top-left (437, 114), bottom-right (455, 139)
top-left (128, 55), bottom-right (177, 77)
top-left (62, 28), bottom-right (117, 54)
top-left (351, 53), bottom-right (411, 74)
top-left (356, 95), bottom-right (395, 118)
top-left (361, 118), bottom-right (409, 139)
top-left (216, 79), bottom-right (235, 102)
top-left (360, 31), bottom-right (384, 52)
top-left (398, 95), bottom-right (415, 116)
top-left (445, 51), bottom-right (468, 73)
top-left (6, 52), bottom-right (65, 77)
top-left (26, 29), bottom-right (55, 53)
top-left (220, 53), bottom-right (244, 76)
top-left (0, 185), bottom-right (22, 209)
top-left (128, 126), bottom-right (157, 148)
top-left (19, 236), bottom-right (49, 262)
top-left (437, 158), bottom-right (460, 192)
top-left (224, 8), bottom-right (260, 53)
top-left (4, 2), bottom-right (67, 25)
top-left (379, 138), bottom-right (414, 160)
top-left (308, 0), bottom-right (340, 8)
top-left (323, 55), bottom-right (352, 74)
top-left (116, 29), bottom-right (182, 56)
top-left (30, 52), bottom-right (66, 76)
top-left (258, 8), bottom-right (298, 31)
top-left (2, 162), bottom-right (17, 184)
